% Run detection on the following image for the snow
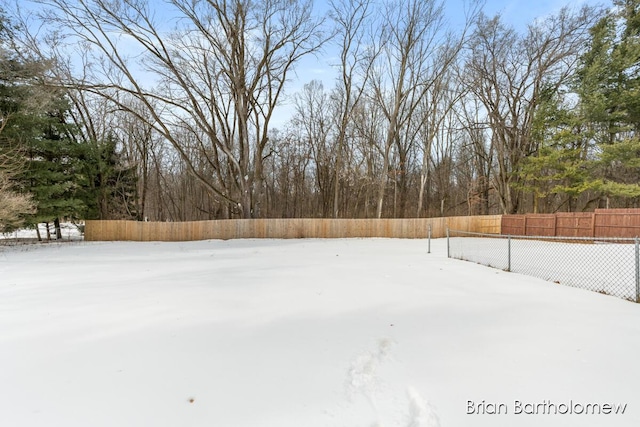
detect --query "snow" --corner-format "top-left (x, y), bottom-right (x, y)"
top-left (1, 222), bottom-right (83, 241)
top-left (1, 238), bottom-right (639, 427)
top-left (449, 236), bottom-right (638, 300)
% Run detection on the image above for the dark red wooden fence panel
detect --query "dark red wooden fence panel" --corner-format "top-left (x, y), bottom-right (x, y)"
top-left (501, 209), bottom-right (640, 238)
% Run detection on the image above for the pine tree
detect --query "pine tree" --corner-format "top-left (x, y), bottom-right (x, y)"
top-left (523, 0), bottom-right (640, 210)
top-left (517, 87), bottom-right (599, 212)
top-left (574, 0), bottom-right (640, 204)
top-left (0, 9), bottom-right (37, 231)
top-left (78, 134), bottom-right (138, 220)
top-left (18, 96), bottom-right (87, 239)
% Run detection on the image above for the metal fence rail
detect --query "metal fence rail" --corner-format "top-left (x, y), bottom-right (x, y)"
top-left (447, 229), bottom-right (640, 302)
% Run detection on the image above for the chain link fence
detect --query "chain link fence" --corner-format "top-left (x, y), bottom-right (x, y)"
top-left (447, 229), bottom-right (640, 302)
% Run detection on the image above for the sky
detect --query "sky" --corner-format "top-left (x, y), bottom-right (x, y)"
top-left (15, 0), bottom-right (614, 128)
top-left (476, 0), bottom-right (608, 28)
top-left (277, 0), bottom-right (614, 128)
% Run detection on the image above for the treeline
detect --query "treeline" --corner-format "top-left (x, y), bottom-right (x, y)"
top-left (1, 0), bottom-right (639, 231)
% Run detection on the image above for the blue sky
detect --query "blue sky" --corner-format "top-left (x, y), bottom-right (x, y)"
top-left (18, 0), bottom-right (612, 128)
top-left (475, 0), bottom-right (610, 29)
top-left (278, 0), bottom-right (613, 127)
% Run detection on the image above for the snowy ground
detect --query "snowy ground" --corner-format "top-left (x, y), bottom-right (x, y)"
top-left (449, 236), bottom-right (638, 300)
top-left (0, 222), bottom-right (83, 241)
top-left (0, 238), bottom-right (639, 427)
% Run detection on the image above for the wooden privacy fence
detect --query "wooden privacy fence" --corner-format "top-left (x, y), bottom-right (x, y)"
top-left (84, 215), bottom-right (502, 241)
top-left (501, 209), bottom-right (640, 238)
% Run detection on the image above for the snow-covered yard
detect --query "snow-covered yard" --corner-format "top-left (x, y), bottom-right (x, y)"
top-left (0, 222), bottom-right (83, 242)
top-left (449, 236), bottom-right (639, 300)
top-left (1, 238), bottom-right (639, 427)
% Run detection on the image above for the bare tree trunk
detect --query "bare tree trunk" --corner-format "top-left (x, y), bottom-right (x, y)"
top-left (375, 132), bottom-right (394, 218)
top-left (369, 0), bottom-right (478, 218)
top-left (330, 0), bottom-right (376, 218)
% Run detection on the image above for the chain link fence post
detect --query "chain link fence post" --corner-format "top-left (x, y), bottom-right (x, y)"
top-left (507, 234), bottom-right (512, 272)
top-left (635, 237), bottom-right (640, 303)
top-left (447, 229), bottom-right (639, 301)
top-left (446, 227), bottom-right (450, 258)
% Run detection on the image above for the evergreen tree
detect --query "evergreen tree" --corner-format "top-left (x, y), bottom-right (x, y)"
top-left (0, 40), bottom-right (87, 237)
top-left (0, 8), bottom-right (137, 236)
top-left (0, 9), bottom-right (37, 231)
top-left (517, 87), bottom-right (598, 212)
top-left (18, 95), bottom-right (87, 239)
top-left (78, 134), bottom-right (138, 220)
top-left (574, 0), bottom-right (640, 204)
top-left (523, 0), bottom-right (640, 210)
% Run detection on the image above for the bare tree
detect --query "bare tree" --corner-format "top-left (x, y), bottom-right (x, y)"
top-left (348, 96), bottom-right (386, 217)
top-left (263, 127), bottom-right (314, 217)
top-left (29, 0), bottom-right (326, 218)
top-left (292, 80), bottom-right (335, 216)
top-left (451, 92), bottom-right (496, 215)
top-left (328, 0), bottom-right (378, 218)
top-left (463, 7), bottom-right (598, 213)
top-left (414, 55), bottom-right (468, 217)
top-left (366, 0), bottom-right (480, 218)
top-left (0, 171), bottom-right (34, 231)
top-left (0, 132), bottom-right (34, 230)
